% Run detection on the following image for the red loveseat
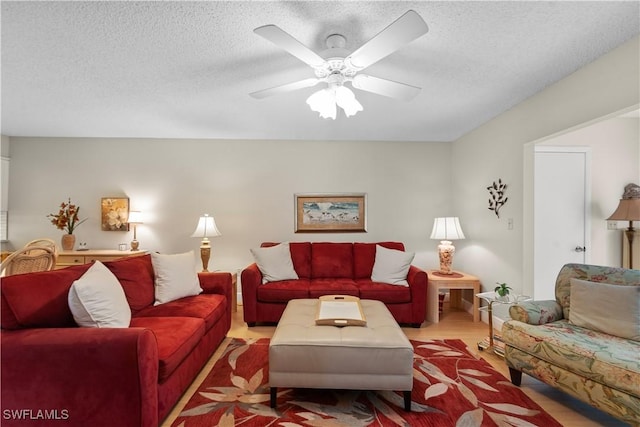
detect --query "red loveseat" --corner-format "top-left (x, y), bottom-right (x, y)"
top-left (241, 242), bottom-right (428, 327)
top-left (0, 254), bottom-right (232, 427)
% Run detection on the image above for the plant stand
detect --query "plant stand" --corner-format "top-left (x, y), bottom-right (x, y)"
top-left (476, 292), bottom-right (530, 357)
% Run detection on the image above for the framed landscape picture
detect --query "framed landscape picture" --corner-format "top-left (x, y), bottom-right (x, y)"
top-left (101, 197), bottom-right (129, 231)
top-left (295, 193), bottom-right (367, 233)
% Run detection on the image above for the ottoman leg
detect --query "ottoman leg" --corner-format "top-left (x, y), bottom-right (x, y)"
top-left (403, 390), bottom-right (411, 411)
top-left (270, 387), bottom-right (277, 408)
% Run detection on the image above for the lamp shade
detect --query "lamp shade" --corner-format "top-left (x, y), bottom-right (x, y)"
top-left (430, 217), bottom-right (466, 240)
top-left (191, 214), bottom-right (222, 239)
top-left (607, 198), bottom-right (640, 221)
top-left (127, 210), bottom-right (143, 224)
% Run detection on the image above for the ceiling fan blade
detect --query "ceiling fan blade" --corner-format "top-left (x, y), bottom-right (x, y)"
top-left (351, 74), bottom-right (421, 101)
top-left (254, 25), bottom-right (326, 68)
top-left (250, 78), bottom-right (321, 99)
top-left (346, 10), bottom-right (428, 70)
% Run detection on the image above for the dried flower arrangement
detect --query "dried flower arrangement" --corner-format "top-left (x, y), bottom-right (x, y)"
top-left (47, 198), bottom-right (87, 235)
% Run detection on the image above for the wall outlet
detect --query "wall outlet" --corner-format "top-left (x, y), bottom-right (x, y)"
top-left (607, 221), bottom-right (618, 230)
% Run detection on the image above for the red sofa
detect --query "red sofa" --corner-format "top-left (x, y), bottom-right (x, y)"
top-left (0, 254), bottom-right (232, 427)
top-left (241, 242), bottom-right (428, 327)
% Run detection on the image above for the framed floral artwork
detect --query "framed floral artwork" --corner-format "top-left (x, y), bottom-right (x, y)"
top-left (101, 197), bottom-right (129, 231)
top-left (295, 193), bottom-right (367, 233)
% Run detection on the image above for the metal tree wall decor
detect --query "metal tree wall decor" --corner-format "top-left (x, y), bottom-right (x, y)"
top-left (487, 179), bottom-right (508, 218)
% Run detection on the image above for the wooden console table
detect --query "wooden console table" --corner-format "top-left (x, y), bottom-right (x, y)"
top-left (55, 249), bottom-right (147, 269)
top-left (426, 270), bottom-right (480, 323)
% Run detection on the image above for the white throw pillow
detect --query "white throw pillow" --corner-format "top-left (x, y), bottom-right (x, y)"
top-left (68, 261), bottom-right (131, 328)
top-left (250, 243), bottom-right (299, 284)
top-left (151, 251), bottom-right (202, 305)
top-left (371, 245), bottom-right (415, 286)
top-left (569, 278), bottom-right (640, 341)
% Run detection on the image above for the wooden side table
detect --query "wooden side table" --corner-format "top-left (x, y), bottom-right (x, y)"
top-left (426, 270), bottom-right (480, 323)
top-left (231, 272), bottom-right (238, 312)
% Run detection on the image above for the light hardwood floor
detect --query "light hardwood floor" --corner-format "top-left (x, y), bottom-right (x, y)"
top-left (162, 303), bottom-right (628, 427)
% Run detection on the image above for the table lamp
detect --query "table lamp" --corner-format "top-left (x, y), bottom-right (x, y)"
top-left (127, 211), bottom-right (143, 251)
top-left (191, 214), bottom-right (221, 272)
top-left (607, 183), bottom-right (640, 269)
top-left (430, 217), bottom-right (465, 274)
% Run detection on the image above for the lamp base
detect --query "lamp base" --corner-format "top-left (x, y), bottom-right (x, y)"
top-left (437, 240), bottom-right (455, 275)
top-left (130, 239), bottom-right (139, 251)
top-left (199, 246), bottom-right (211, 272)
top-left (625, 224), bottom-right (635, 269)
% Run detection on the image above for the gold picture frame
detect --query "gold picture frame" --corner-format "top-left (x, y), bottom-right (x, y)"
top-left (295, 193), bottom-right (367, 233)
top-left (101, 197), bottom-right (129, 231)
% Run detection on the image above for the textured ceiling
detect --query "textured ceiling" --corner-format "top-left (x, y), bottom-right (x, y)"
top-left (1, 1), bottom-right (638, 142)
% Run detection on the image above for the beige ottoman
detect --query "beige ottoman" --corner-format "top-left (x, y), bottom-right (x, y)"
top-left (269, 299), bottom-right (414, 411)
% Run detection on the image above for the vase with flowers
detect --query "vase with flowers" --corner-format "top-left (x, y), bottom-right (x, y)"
top-left (48, 198), bottom-right (87, 250)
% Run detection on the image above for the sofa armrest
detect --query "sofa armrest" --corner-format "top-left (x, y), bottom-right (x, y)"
top-left (199, 271), bottom-right (232, 299)
top-left (198, 272), bottom-right (233, 329)
top-left (407, 265), bottom-right (428, 321)
top-left (240, 263), bottom-right (262, 324)
top-left (509, 300), bottom-right (564, 325)
top-left (1, 327), bottom-right (158, 427)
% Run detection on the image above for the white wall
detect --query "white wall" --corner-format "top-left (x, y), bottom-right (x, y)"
top-left (453, 35), bottom-right (639, 297)
top-left (5, 137), bottom-right (450, 274)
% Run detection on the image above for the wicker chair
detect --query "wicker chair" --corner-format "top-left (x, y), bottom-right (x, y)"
top-left (0, 244), bottom-right (57, 276)
top-left (25, 238), bottom-right (58, 257)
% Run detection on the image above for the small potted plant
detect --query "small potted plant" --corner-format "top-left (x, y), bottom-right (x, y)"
top-left (494, 282), bottom-right (512, 301)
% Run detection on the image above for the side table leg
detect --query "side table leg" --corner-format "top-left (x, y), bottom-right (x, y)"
top-left (473, 285), bottom-right (480, 322)
top-left (488, 301), bottom-right (495, 349)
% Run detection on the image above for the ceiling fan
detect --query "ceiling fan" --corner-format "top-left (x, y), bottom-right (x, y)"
top-left (250, 10), bottom-right (429, 120)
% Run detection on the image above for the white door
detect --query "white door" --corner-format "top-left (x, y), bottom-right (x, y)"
top-left (534, 147), bottom-right (590, 300)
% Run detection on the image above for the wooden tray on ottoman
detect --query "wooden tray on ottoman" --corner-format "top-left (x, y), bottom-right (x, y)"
top-left (315, 295), bottom-right (367, 327)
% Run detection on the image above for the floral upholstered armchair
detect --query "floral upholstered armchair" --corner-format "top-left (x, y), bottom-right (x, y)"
top-left (502, 263), bottom-right (640, 425)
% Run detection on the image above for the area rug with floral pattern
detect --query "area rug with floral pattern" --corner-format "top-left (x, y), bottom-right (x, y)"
top-left (171, 338), bottom-right (561, 427)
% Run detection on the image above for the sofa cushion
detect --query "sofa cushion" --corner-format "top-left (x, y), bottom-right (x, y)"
top-left (134, 293), bottom-right (226, 331)
top-left (103, 254), bottom-right (155, 313)
top-left (251, 243), bottom-right (299, 283)
top-left (311, 243), bottom-right (354, 279)
top-left (68, 261), bottom-right (132, 328)
top-left (503, 319), bottom-right (640, 398)
top-left (309, 278), bottom-right (359, 298)
top-left (357, 279), bottom-right (412, 303)
top-left (353, 242), bottom-right (405, 279)
top-left (262, 242), bottom-right (312, 279)
top-left (569, 278), bottom-right (640, 341)
top-left (130, 316), bottom-right (205, 382)
top-left (151, 251), bottom-right (202, 305)
top-left (371, 245), bottom-right (414, 286)
top-left (1, 263), bottom-right (91, 330)
top-left (554, 263), bottom-right (639, 320)
top-left (257, 279), bottom-right (310, 302)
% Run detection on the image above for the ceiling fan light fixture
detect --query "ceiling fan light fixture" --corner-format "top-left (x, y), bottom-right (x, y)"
top-left (306, 85), bottom-right (362, 120)
top-left (335, 85), bottom-right (363, 117)
top-left (306, 88), bottom-right (337, 120)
